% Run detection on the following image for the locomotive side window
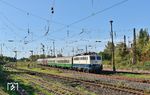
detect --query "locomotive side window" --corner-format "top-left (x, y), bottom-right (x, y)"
top-left (97, 56), bottom-right (101, 60)
top-left (90, 56), bottom-right (95, 60)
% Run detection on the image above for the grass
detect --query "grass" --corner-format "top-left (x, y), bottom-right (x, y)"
top-left (75, 85), bottom-right (97, 95)
top-left (18, 66), bottom-right (63, 75)
top-left (16, 62), bottom-right (150, 80)
top-left (0, 65), bottom-right (19, 95)
top-left (0, 64), bottom-right (42, 95)
top-left (103, 60), bottom-right (150, 71)
top-left (16, 64), bottom-right (99, 95)
top-left (114, 73), bottom-right (150, 79)
top-left (10, 74), bottom-right (54, 95)
top-left (10, 75), bottom-right (36, 95)
top-left (13, 62), bottom-right (150, 93)
top-left (0, 87), bottom-right (9, 95)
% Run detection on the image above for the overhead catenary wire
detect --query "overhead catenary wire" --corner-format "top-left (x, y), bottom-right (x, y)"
top-left (0, 0), bottom-right (129, 55)
top-left (0, 0), bottom-right (65, 26)
top-left (0, 11), bottom-right (34, 43)
top-left (25, 0), bottom-right (129, 43)
top-left (91, 0), bottom-right (94, 8)
top-left (0, 14), bottom-right (22, 40)
top-left (67, 0), bottom-right (128, 27)
top-left (46, 0), bottom-right (129, 37)
top-left (0, 12), bottom-right (25, 31)
top-left (44, 0), bottom-right (55, 36)
top-left (0, 0), bottom-right (129, 43)
top-left (0, 0), bottom-right (70, 43)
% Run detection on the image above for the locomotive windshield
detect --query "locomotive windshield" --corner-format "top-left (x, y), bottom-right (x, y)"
top-left (90, 56), bottom-right (95, 60)
top-left (97, 56), bottom-right (101, 60)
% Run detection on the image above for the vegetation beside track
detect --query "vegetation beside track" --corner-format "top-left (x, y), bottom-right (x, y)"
top-left (14, 63), bottom-right (150, 91)
top-left (10, 74), bottom-right (54, 95)
top-left (15, 62), bottom-right (150, 80)
top-left (13, 67), bottom-right (150, 95)
top-left (5, 64), bottom-right (99, 95)
top-left (0, 65), bottom-right (18, 95)
top-left (4, 62), bottom-right (150, 95)
top-left (113, 73), bottom-right (150, 79)
top-left (0, 64), bottom-right (39, 95)
top-left (10, 69), bottom-right (96, 95)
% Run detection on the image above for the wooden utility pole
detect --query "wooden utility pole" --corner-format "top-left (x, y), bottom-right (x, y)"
top-left (72, 47), bottom-right (74, 56)
top-left (133, 28), bottom-right (137, 64)
top-left (30, 50), bottom-right (33, 61)
top-left (110, 20), bottom-right (116, 72)
top-left (53, 41), bottom-right (55, 57)
top-left (124, 35), bottom-right (126, 51)
top-left (86, 45), bottom-right (88, 53)
top-left (0, 43), bottom-right (4, 56)
top-left (14, 51), bottom-right (17, 64)
top-left (41, 43), bottom-right (45, 65)
top-left (41, 44), bottom-right (45, 57)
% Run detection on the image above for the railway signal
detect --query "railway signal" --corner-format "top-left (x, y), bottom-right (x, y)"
top-left (51, 7), bottom-right (54, 14)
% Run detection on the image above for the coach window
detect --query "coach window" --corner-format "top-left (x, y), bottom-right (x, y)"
top-left (64, 60), bottom-right (69, 63)
top-left (80, 57), bottom-right (87, 60)
top-left (83, 57), bottom-right (88, 60)
top-left (74, 58), bottom-right (79, 60)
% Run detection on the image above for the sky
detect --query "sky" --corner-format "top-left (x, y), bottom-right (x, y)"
top-left (0, 0), bottom-right (150, 58)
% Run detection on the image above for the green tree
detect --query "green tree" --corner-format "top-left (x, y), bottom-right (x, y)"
top-left (137, 28), bottom-right (149, 61)
top-left (102, 41), bottom-right (112, 60)
top-left (39, 54), bottom-right (45, 58)
top-left (115, 42), bottom-right (130, 65)
top-left (29, 55), bottom-right (40, 61)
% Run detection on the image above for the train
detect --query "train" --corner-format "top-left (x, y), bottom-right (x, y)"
top-left (37, 53), bottom-right (103, 73)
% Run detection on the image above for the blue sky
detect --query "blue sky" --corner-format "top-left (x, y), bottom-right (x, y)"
top-left (0, 0), bottom-right (150, 58)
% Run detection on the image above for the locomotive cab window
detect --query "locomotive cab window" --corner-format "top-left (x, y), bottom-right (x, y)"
top-left (97, 56), bottom-right (101, 60)
top-left (90, 56), bottom-right (95, 60)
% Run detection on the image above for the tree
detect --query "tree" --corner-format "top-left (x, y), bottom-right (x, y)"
top-left (39, 54), bottom-right (45, 58)
top-left (19, 57), bottom-right (30, 62)
top-left (137, 28), bottom-right (149, 61)
top-left (0, 56), bottom-right (16, 64)
top-left (29, 55), bottom-right (39, 61)
top-left (115, 42), bottom-right (130, 65)
top-left (141, 40), bottom-right (150, 62)
top-left (102, 41), bottom-right (112, 60)
top-left (138, 29), bottom-right (149, 47)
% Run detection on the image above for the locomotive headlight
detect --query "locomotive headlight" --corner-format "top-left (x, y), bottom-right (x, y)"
top-left (95, 61), bottom-right (97, 64)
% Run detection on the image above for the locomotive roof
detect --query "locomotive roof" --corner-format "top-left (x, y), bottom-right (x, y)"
top-left (74, 52), bottom-right (98, 56)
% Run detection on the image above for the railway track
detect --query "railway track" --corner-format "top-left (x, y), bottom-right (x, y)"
top-left (17, 87), bottom-right (28, 95)
top-left (14, 67), bottom-right (147, 95)
top-left (15, 74), bottom-right (83, 95)
top-left (40, 65), bottom-right (150, 84)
